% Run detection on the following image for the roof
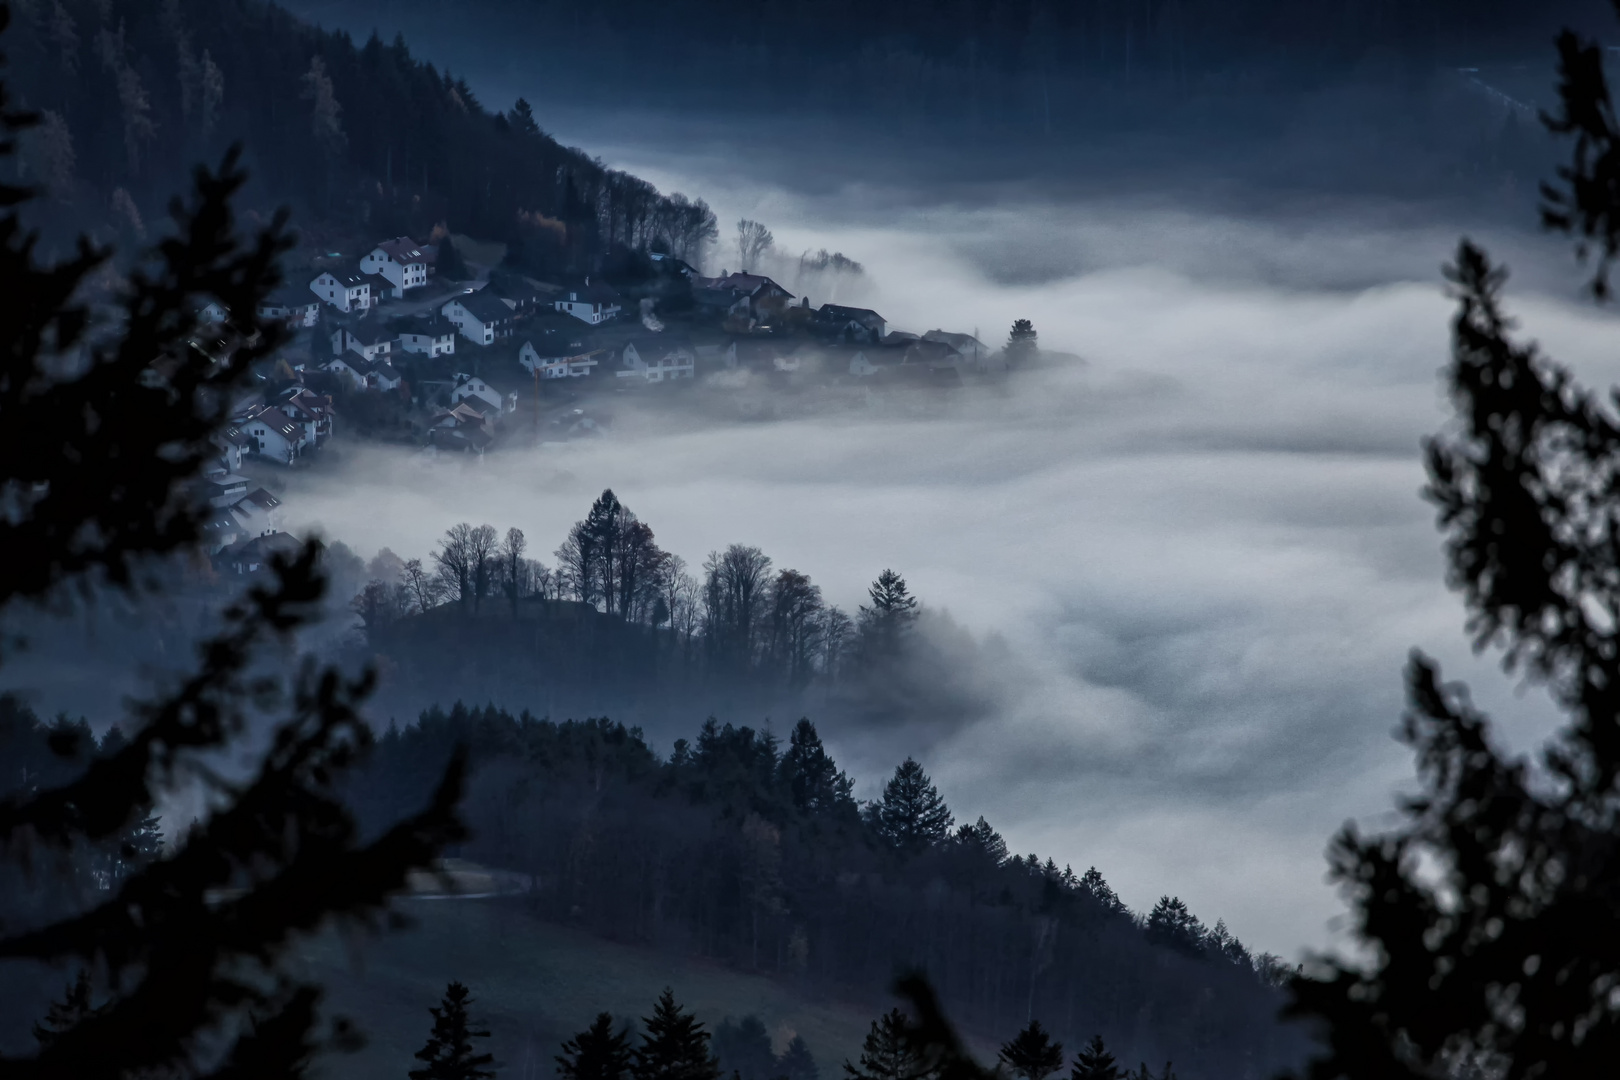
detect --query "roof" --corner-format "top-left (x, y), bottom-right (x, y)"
top-left (923, 329), bottom-right (985, 352)
top-left (361, 272), bottom-right (391, 293)
top-left (818, 304), bottom-right (884, 324)
top-left (343, 322), bottom-right (396, 347)
top-left (393, 314), bottom-right (456, 337)
top-left (700, 272), bottom-right (792, 298)
top-left (375, 236), bottom-right (427, 263)
top-left (239, 487), bottom-right (282, 511)
top-left (559, 280), bottom-right (622, 305)
top-left (205, 473), bottom-right (250, 492)
top-left (319, 270), bottom-right (369, 288)
top-left (261, 285), bottom-right (319, 307)
top-left (420, 243), bottom-right (439, 266)
top-left (220, 531), bottom-right (304, 565)
top-left (244, 406), bottom-right (301, 438)
top-left (214, 423), bottom-right (252, 448)
top-left (452, 290), bottom-right (516, 324)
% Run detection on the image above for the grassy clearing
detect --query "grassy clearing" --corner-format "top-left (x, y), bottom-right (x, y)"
top-left (301, 898), bottom-right (889, 1080)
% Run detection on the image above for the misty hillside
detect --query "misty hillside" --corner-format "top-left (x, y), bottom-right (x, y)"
top-left (4, 0), bottom-right (716, 270)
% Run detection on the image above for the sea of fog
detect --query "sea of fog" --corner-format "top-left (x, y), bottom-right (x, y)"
top-left (277, 128), bottom-right (1620, 960)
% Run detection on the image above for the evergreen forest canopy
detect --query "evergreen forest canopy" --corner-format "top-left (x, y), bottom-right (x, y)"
top-left (2, 0), bottom-right (718, 273)
top-left (337, 703), bottom-right (1303, 1078)
top-left (295, 0), bottom-right (1608, 133)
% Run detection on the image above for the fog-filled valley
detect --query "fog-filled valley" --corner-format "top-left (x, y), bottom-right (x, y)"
top-left (6, 1), bottom-right (1620, 1077)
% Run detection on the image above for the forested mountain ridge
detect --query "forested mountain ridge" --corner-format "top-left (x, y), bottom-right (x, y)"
top-left (3, 0), bottom-right (717, 270)
top-left (342, 704), bottom-right (1307, 1080)
top-left (293, 0), bottom-right (1604, 128)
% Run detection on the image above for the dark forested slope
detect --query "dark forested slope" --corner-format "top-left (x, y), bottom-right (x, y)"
top-left (3, 0), bottom-right (716, 269)
top-left (342, 705), bottom-right (1308, 1080)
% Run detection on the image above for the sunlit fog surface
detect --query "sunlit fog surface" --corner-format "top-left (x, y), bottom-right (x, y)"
top-left (287, 166), bottom-right (1620, 959)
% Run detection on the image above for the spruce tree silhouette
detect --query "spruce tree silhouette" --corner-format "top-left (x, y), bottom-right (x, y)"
top-left (0, 8), bottom-right (466, 1077)
top-left (842, 1009), bottom-right (934, 1080)
top-left (410, 982), bottom-right (496, 1080)
top-left (998, 1021), bottom-right (1063, 1080)
top-left (1282, 6), bottom-right (1620, 1078)
top-left (558, 1013), bottom-right (635, 1080)
top-left (1068, 1036), bottom-right (1120, 1080)
top-left (872, 759), bottom-right (953, 854)
top-left (633, 989), bottom-right (720, 1080)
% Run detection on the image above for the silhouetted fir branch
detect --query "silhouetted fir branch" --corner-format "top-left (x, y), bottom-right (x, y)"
top-left (1281, 44), bottom-right (1620, 1073)
top-left (1542, 18), bottom-right (1620, 299)
top-left (0, 5), bottom-right (469, 1076)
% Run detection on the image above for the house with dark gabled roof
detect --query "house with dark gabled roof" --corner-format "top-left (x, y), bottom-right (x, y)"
top-left (394, 314), bottom-right (457, 357)
top-left (311, 270), bottom-right (374, 313)
top-left (442, 289), bottom-right (517, 345)
top-left (361, 237), bottom-right (430, 298)
top-left (239, 406), bottom-right (304, 464)
top-left (554, 280), bottom-right (623, 325)
top-left (696, 272), bottom-right (795, 322)
top-left (813, 303), bottom-right (887, 344)
top-left (217, 531), bottom-right (304, 575)
top-left (258, 286), bottom-right (322, 328)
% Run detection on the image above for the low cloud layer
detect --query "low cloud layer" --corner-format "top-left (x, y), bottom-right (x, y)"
top-left (281, 163), bottom-right (1620, 960)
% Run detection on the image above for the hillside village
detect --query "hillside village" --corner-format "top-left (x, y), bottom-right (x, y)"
top-left (192, 233), bottom-right (1022, 573)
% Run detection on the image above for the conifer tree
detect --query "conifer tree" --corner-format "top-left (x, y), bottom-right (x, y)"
top-left (857, 570), bottom-right (918, 661)
top-left (558, 1013), bottom-right (635, 1080)
top-left (872, 758), bottom-right (953, 854)
top-left (1005, 320), bottom-right (1038, 366)
top-left (634, 989), bottom-right (720, 1080)
top-left (843, 1009), bottom-right (934, 1080)
top-left (1282, 12), bottom-right (1620, 1078)
top-left (777, 1036), bottom-right (818, 1080)
top-left (1143, 897), bottom-right (1205, 957)
top-left (410, 982), bottom-right (496, 1080)
top-left (32, 969), bottom-right (97, 1049)
top-left (0, 22), bottom-right (466, 1077)
top-left (1068, 1037), bottom-right (1120, 1080)
top-left (998, 1021), bottom-right (1062, 1080)
top-left (779, 719), bottom-right (854, 817)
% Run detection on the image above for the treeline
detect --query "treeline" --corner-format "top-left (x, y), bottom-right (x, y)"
top-left (415, 982), bottom-right (1178, 1080)
top-left (345, 706), bottom-right (1305, 1079)
top-left (2, 0), bottom-right (717, 271)
top-left (349, 490), bottom-right (992, 724)
top-left (300, 0), bottom-right (1603, 132)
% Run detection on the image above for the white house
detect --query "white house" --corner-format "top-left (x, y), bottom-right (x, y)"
top-left (396, 316), bottom-right (457, 357)
top-left (330, 324), bottom-right (396, 363)
top-left (616, 339), bottom-right (695, 383)
top-left (519, 340), bottom-right (598, 379)
top-left (258, 288), bottom-right (322, 328)
top-left (849, 351), bottom-right (878, 376)
top-left (442, 291), bottom-right (515, 346)
top-left (554, 281), bottom-right (622, 325)
top-left (360, 237), bottom-right (430, 298)
top-left (239, 406), bottom-right (305, 464)
top-left (450, 373), bottom-right (511, 413)
top-left (311, 271), bottom-right (373, 313)
top-left (230, 488), bottom-right (283, 537)
top-left (196, 300), bottom-right (229, 324)
top-left (280, 389), bottom-right (335, 443)
top-left (211, 424), bottom-right (249, 472)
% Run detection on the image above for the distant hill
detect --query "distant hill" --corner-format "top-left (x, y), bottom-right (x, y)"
top-left (3, 0), bottom-right (717, 273)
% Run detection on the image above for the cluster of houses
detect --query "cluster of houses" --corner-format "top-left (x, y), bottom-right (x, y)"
top-left (191, 232), bottom-right (1007, 464)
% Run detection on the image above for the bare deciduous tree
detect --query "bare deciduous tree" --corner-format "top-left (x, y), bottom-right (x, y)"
top-left (736, 218), bottom-right (773, 273)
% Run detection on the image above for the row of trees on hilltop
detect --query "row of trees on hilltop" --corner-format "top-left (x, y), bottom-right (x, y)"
top-left (343, 707), bottom-right (1302, 1077)
top-left (352, 489), bottom-right (927, 692)
top-left (4, 0), bottom-right (717, 271)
